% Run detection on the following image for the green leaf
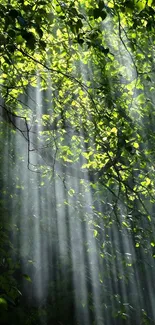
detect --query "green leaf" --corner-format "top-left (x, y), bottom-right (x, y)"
top-left (22, 274), bottom-right (32, 282)
top-left (122, 221), bottom-right (129, 227)
top-left (68, 189), bottom-right (75, 197)
top-left (133, 142), bottom-right (139, 149)
top-left (94, 229), bottom-right (98, 237)
top-left (135, 0), bottom-right (146, 12)
top-left (0, 297), bottom-right (7, 310)
top-left (16, 35), bottom-right (24, 44)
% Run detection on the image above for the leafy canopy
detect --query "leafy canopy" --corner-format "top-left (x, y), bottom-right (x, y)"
top-left (1, 0), bottom-right (155, 323)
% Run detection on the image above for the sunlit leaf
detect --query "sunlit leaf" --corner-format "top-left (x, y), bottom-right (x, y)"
top-left (93, 229), bottom-right (98, 237)
top-left (22, 274), bottom-right (32, 282)
top-left (0, 297), bottom-right (7, 309)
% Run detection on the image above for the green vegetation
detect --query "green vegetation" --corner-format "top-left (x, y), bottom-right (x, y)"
top-left (1, 0), bottom-right (155, 324)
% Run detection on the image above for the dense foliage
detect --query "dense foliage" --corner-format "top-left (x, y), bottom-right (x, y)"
top-left (1, 0), bottom-right (155, 324)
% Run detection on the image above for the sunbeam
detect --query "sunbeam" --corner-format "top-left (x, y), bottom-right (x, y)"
top-left (1, 1), bottom-right (155, 325)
